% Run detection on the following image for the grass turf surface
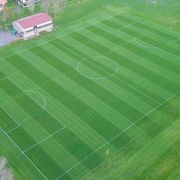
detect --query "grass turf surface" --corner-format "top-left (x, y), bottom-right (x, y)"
top-left (0, 1), bottom-right (180, 180)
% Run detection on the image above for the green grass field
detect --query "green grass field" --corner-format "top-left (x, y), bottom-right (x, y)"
top-left (0, 0), bottom-right (180, 179)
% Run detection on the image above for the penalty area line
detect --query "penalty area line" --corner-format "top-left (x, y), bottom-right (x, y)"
top-left (22, 87), bottom-right (66, 127)
top-left (23, 89), bottom-right (47, 109)
top-left (6, 125), bottom-right (20, 134)
top-left (0, 104), bottom-right (20, 129)
top-left (23, 126), bottom-right (66, 153)
top-left (0, 128), bottom-right (48, 180)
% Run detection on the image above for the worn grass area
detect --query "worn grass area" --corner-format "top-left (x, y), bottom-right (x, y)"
top-left (0, 1), bottom-right (180, 180)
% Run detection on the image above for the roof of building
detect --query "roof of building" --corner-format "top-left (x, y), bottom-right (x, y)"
top-left (14, 13), bottom-right (52, 29)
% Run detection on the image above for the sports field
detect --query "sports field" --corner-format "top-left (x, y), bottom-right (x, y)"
top-left (0, 1), bottom-right (180, 179)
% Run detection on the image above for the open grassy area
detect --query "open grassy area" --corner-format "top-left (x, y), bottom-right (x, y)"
top-left (0, 0), bottom-right (180, 179)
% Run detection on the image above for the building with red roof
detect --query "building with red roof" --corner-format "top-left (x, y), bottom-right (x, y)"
top-left (12, 13), bottom-right (53, 40)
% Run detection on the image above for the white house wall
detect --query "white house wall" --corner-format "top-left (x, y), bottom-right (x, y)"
top-left (12, 22), bottom-right (23, 33)
top-left (23, 31), bottom-right (36, 40)
top-left (36, 21), bottom-right (52, 28)
top-left (37, 24), bottom-right (53, 33)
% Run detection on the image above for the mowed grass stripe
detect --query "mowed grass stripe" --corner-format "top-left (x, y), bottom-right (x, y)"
top-left (62, 36), bottom-right (167, 102)
top-left (136, 94), bottom-right (179, 138)
top-left (0, 78), bottom-right (63, 133)
top-left (5, 54), bottom-right (107, 176)
top-left (8, 126), bottom-right (39, 151)
top-left (2, 62), bottom-right (107, 174)
top-left (0, 78), bottom-right (63, 150)
top-left (27, 46), bottom-right (133, 132)
top-left (0, 130), bottom-right (45, 180)
top-left (124, 119), bottom-right (179, 179)
top-left (26, 45), bottom-right (157, 149)
top-left (48, 40), bottom-right (154, 115)
top-left (38, 43), bottom-right (157, 137)
top-left (114, 15), bottom-right (180, 56)
top-left (26, 144), bottom-right (70, 180)
top-left (102, 18), bottom-right (180, 64)
top-left (88, 22), bottom-right (180, 73)
top-left (27, 45), bottom-right (154, 156)
top-left (53, 128), bottom-right (104, 170)
top-left (119, 21), bottom-right (180, 56)
top-left (79, 57), bottom-right (158, 106)
top-left (26, 127), bottom-right (96, 179)
top-left (107, 16), bottom-right (180, 51)
top-left (26, 127), bottom-right (90, 176)
top-left (53, 38), bottom-right (159, 107)
top-left (97, 21), bottom-right (180, 73)
top-left (82, 27), bottom-right (179, 85)
top-left (82, 26), bottom-right (179, 91)
top-left (1, 58), bottom-right (117, 149)
top-left (0, 71), bottom-right (6, 79)
top-left (52, 37), bottom-right (158, 105)
top-left (0, 105), bottom-right (18, 132)
top-left (24, 49), bottom-right (134, 133)
top-left (84, 94), bottom-right (179, 179)
top-left (69, 31), bottom-right (177, 94)
top-left (117, 14), bottom-right (179, 42)
top-left (7, 54), bottom-right (122, 147)
top-left (46, 40), bottom-right (146, 121)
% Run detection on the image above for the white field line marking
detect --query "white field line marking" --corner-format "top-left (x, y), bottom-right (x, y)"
top-left (0, 75), bottom-right (21, 133)
top-left (23, 126), bottom-right (66, 153)
top-left (134, 37), bottom-right (155, 49)
top-left (58, 38), bottom-right (159, 105)
top-left (19, 86), bottom-right (65, 127)
top-left (0, 104), bottom-right (20, 129)
top-left (77, 53), bottom-right (159, 104)
top-left (0, 12), bottom-right (127, 63)
top-left (0, 77), bottom-right (65, 179)
top-left (6, 125), bottom-right (20, 134)
top-left (0, 127), bottom-right (48, 180)
top-left (0, 72), bottom-right (19, 82)
top-left (56, 39), bottom-right (121, 80)
top-left (21, 87), bottom-right (66, 152)
top-left (56, 40), bottom-right (159, 105)
top-left (131, 25), bottom-right (180, 50)
top-left (0, 76), bottom-right (9, 82)
top-left (55, 92), bottom-right (179, 179)
top-left (113, 20), bottom-right (178, 50)
top-left (23, 89), bottom-right (47, 109)
top-left (77, 56), bottom-right (119, 80)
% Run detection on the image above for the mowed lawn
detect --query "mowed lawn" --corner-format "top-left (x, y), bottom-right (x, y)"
top-left (0, 11), bottom-right (180, 180)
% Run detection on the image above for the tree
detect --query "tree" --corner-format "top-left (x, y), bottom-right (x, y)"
top-left (28, 0), bottom-right (35, 14)
top-left (52, 0), bottom-right (66, 16)
top-left (40, 0), bottom-right (51, 13)
top-left (41, 0), bottom-right (67, 14)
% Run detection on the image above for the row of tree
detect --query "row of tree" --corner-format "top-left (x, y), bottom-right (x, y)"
top-left (28, 0), bottom-right (67, 15)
